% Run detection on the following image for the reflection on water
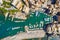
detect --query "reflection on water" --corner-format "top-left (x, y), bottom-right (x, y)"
top-left (0, 11), bottom-right (52, 39)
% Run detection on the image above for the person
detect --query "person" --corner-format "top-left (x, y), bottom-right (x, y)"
top-left (53, 15), bottom-right (58, 21)
top-left (51, 0), bottom-right (56, 4)
top-left (42, 8), bottom-right (50, 14)
top-left (43, 23), bottom-right (53, 37)
top-left (57, 24), bottom-right (60, 34)
top-left (56, 12), bottom-right (60, 23)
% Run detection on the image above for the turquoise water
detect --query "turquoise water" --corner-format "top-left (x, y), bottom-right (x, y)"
top-left (0, 11), bottom-right (52, 39)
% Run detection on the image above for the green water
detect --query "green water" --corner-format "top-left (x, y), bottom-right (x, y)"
top-left (0, 11), bottom-right (52, 39)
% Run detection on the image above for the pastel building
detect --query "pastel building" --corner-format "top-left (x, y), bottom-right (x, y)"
top-left (11, 0), bottom-right (23, 10)
top-left (0, 0), bottom-right (3, 5)
top-left (12, 0), bottom-right (19, 6)
top-left (16, 1), bottom-right (23, 10)
top-left (11, 0), bottom-right (30, 15)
